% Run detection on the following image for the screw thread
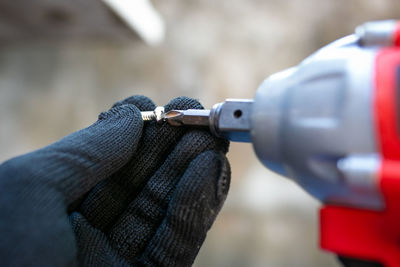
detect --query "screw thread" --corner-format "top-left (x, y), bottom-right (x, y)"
top-left (141, 111), bottom-right (156, 121)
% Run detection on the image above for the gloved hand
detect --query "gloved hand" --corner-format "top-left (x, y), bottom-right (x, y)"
top-left (339, 256), bottom-right (384, 267)
top-left (0, 96), bottom-right (230, 267)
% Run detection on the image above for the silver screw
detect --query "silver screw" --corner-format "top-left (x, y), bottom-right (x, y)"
top-left (141, 106), bottom-right (165, 122)
top-left (154, 106), bottom-right (165, 121)
top-left (141, 111), bottom-right (156, 121)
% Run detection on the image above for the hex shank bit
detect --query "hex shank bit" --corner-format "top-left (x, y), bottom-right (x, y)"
top-left (141, 99), bottom-right (253, 143)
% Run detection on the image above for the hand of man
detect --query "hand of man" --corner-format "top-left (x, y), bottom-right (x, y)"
top-left (0, 96), bottom-right (230, 267)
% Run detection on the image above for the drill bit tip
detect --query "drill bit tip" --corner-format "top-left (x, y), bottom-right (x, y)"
top-left (164, 110), bottom-right (185, 126)
top-left (141, 107), bottom-right (210, 127)
top-left (164, 109), bottom-right (210, 127)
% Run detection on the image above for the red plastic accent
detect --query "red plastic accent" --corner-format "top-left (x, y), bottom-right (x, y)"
top-left (320, 48), bottom-right (400, 266)
top-left (394, 21), bottom-right (400, 47)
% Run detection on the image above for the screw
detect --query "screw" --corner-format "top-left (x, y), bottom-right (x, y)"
top-left (141, 111), bottom-right (156, 121)
top-left (141, 106), bottom-right (165, 122)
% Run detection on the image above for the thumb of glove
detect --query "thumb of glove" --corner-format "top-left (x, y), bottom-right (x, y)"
top-left (0, 104), bottom-right (143, 267)
top-left (1, 104), bottom-right (144, 206)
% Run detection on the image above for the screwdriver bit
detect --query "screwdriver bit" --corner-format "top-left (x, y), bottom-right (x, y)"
top-left (141, 99), bottom-right (253, 142)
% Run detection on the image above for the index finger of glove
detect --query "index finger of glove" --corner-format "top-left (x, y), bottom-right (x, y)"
top-left (0, 104), bottom-right (144, 205)
top-left (113, 96), bottom-right (206, 190)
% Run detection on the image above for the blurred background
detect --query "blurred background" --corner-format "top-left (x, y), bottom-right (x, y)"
top-left (1, 0), bottom-right (399, 266)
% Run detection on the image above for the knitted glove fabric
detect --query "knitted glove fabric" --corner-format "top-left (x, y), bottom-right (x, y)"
top-left (0, 96), bottom-right (230, 267)
top-left (339, 256), bottom-right (384, 267)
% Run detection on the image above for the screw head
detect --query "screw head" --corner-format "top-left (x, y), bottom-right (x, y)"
top-left (154, 106), bottom-right (165, 122)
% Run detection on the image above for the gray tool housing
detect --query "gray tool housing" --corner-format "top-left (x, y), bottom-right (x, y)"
top-left (250, 34), bottom-right (383, 209)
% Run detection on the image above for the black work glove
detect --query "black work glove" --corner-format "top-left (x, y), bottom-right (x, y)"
top-left (339, 256), bottom-right (384, 267)
top-left (0, 96), bottom-right (230, 267)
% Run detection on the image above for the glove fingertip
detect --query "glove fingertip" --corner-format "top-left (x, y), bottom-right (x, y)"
top-left (165, 96), bottom-right (204, 111)
top-left (99, 103), bottom-right (141, 122)
top-left (98, 104), bottom-right (143, 141)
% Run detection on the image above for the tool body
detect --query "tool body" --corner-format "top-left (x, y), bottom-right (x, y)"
top-left (142, 20), bottom-right (400, 266)
top-left (250, 20), bottom-right (400, 266)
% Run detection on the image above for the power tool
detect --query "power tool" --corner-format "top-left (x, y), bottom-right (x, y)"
top-left (142, 20), bottom-right (400, 266)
